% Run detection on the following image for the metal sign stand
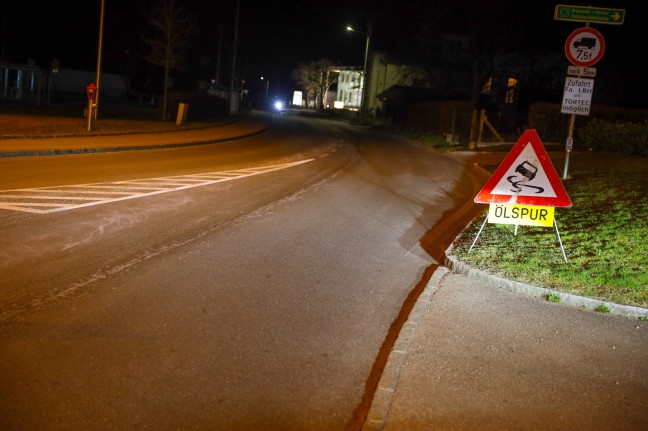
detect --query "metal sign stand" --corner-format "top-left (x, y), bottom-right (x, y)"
top-left (554, 218), bottom-right (568, 262)
top-left (468, 216), bottom-right (489, 253)
top-left (468, 214), bottom-right (568, 263)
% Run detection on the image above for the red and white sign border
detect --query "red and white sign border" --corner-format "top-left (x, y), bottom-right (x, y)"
top-left (474, 129), bottom-right (572, 207)
top-left (565, 27), bottom-right (605, 67)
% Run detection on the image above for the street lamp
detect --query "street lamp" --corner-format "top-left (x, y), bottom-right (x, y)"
top-left (346, 20), bottom-right (372, 116)
top-left (229, 0), bottom-right (240, 115)
top-left (95, 0), bottom-right (105, 119)
top-left (260, 76), bottom-right (270, 99)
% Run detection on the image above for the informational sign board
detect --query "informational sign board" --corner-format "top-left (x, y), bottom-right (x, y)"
top-left (567, 65), bottom-right (596, 78)
top-left (565, 27), bottom-right (605, 67)
top-left (474, 129), bottom-right (572, 207)
top-left (554, 5), bottom-right (625, 25)
top-left (561, 77), bottom-right (594, 116)
top-left (488, 204), bottom-right (555, 227)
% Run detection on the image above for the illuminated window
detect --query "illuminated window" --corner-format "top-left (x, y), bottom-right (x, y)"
top-left (505, 77), bottom-right (519, 104)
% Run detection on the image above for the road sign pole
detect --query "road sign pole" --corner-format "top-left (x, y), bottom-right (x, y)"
top-left (563, 113), bottom-right (575, 179)
top-left (87, 99), bottom-right (93, 132)
top-left (562, 22), bottom-right (599, 180)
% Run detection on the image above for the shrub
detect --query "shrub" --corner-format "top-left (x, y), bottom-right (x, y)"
top-left (528, 103), bottom-right (648, 144)
top-left (578, 120), bottom-right (648, 155)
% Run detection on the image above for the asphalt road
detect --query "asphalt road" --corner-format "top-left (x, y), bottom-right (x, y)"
top-left (0, 113), bottom-right (480, 430)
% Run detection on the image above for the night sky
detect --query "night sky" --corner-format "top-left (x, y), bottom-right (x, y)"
top-left (2, 0), bottom-right (378, 98)
top-left (2, 0), bottom-right (645, 105)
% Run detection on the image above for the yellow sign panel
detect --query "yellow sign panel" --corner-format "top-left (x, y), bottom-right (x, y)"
top-left (488, 204), bottom-right (555, 227)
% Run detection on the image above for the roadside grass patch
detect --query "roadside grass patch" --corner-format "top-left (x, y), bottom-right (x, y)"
top-left (452, 169), bottom-right (648, 308)
top-left (0, 107), bottom-right (217, 137)
top-left (595, 304), bottom-right (611, 313)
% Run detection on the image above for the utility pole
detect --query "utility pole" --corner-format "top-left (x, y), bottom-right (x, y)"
top-left (228, 0), bottom-right (240, 115)
top-left (360, 19), bottom-right (372, 117)
top-left (215, 24), bottom-right (223, 86)
top-left (95, 0), bottom-right (105, 119)
top-left (346, 19), bottom-right (372, 117)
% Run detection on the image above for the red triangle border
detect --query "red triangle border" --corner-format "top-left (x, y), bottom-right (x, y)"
top-left (474, 129), bottom-right (572, 207)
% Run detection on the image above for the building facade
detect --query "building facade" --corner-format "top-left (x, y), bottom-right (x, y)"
top-left (333, 66), bottom-right (363, 109)
top-left (333, 51), bottom-right (430, 115)
top-left (1, 61), bottom-right (130, 105)
top-left (0, 61), bottom-right (46, 105)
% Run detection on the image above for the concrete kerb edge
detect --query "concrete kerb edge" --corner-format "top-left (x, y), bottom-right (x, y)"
top-left (362, 266), bottom-right (451, 431)
top-left (0, 124), bottom-right (273, 159)
top-left (444, 250), bottom-right (648, 319)
top-left (361, 161), bottom-right (490, 430)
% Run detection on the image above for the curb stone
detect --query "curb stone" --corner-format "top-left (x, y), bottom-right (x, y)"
top-left (444, 251), bottom-right (648, 320)
top-left (361, 157), bottom-right (492, 430)
top-left (0, 125), bottom-right (272, 159)
top-left (361, 267), bottom-right (450, 431)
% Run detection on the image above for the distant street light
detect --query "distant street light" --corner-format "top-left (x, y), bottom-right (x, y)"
top-left (346, 20), bottom-right (372, 116)
top-left (261, 76), bottom-right (270, 99)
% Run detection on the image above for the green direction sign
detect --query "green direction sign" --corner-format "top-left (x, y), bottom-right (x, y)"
top-left (554, 5), bottom-right (625, 25)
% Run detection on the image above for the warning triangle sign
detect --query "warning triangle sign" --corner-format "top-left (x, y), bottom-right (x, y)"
top-left (474, 129), bottom-right (572, 207)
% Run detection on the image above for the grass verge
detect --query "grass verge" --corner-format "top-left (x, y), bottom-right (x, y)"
top-left (0, 105), bottom-right (224, 138)
top-left (451, 168), bottom-right (647, 309)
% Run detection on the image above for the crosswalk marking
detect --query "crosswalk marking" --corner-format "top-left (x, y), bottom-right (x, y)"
top-left (0, 195), bottom-right (106, 201)
top-left (0, 159), bottom-right (313, 214)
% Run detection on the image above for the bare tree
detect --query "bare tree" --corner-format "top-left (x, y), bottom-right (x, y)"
top-left (143, 0), bottom-right (194, 119)
top-left (291, 59), bottom-right (338, 109)
top-left (291, 63), bottom-right (319, 108)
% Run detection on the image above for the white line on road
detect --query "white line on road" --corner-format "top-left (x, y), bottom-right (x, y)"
top-left (0, 159), bottom-right (314, 214)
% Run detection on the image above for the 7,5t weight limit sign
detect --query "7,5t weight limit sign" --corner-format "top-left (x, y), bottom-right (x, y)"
top-left (565, 27), bottom-right (605, 67)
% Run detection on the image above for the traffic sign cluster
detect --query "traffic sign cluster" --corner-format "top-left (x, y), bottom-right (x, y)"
top-left (555, 4), bottom-right (625, 178)
top-left (469, 5), bottom-right (627, 260)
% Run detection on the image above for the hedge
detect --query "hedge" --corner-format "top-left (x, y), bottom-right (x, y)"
top-left (528, 103), bottom-right (648, 155)
top-left (578, 120), bottom-right (648, 155)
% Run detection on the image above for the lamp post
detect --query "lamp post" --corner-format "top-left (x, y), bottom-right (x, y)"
top-left (229, 0), bottom-right (240, 115)
top-left (346, 20), bottom-right (372, 116)
top-left (95, 0), bottom-right (105, 119)
top-left (260, 76), bottom-right (269, 99)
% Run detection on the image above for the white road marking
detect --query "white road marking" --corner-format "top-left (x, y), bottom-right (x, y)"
top-left (0, 159), bottom-right (313, 214)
